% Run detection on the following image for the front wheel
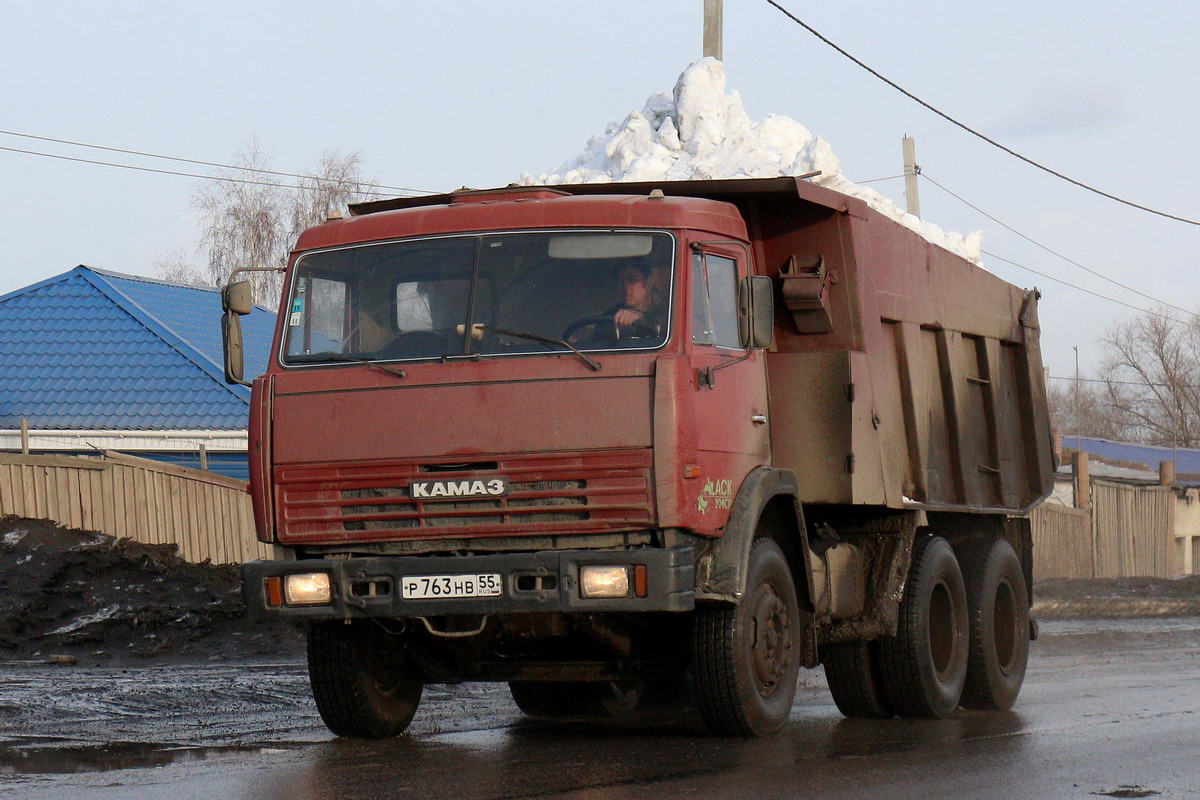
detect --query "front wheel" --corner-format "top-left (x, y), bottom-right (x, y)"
top-left (307, 620), bottom-right (425, 738)
top-left (690, 538), bottom-right (801, 736)
top-left (877, 535), bottom-right (968, 719)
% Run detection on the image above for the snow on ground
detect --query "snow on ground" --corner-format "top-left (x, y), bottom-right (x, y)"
top-left (523, 58), bottom-right (982, 263)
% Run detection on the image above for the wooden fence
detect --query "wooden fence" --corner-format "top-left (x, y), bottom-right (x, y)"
top-left (3, 449), bottom-right (1191, 577)
top-left (1030, 479), bottom-right (1177, 580)
top-left (1030, 502), bottom-right (1092, 580)
top-left (1091, 482), bottom-right (1173, 579)
top-left (0, 451), bottom-right (270, 564)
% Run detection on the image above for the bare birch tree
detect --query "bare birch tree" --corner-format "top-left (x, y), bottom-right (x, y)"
top-left (1047, 376), bottom-right (1122, 443)
top-left (158, 141), bottom-right (376, 303)
top-left (1098, 308), bottom-right (1200, 446)
top-left (153, 247), bottom-right (205, 286)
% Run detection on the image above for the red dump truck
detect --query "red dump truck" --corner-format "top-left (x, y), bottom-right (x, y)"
top-left (223, 176), bottom-right (1055, 738)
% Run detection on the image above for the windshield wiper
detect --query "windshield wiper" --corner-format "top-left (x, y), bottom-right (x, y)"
top-left (287, 352), bottom-right (407, 380)
top-left (460, 323), bottom-right (601, 372)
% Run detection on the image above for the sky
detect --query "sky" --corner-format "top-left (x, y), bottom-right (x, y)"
top-left (2, 0), bottom-right (1198, 385)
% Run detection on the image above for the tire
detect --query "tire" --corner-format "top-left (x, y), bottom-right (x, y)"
top-left (307, 620), bottom-right (424, 738)
top-left (959, 538), bottom-right (1030, 711)
top-left (877, 535), bottom-right (968, 719)
top-left (508, 681), bottom-right (642, 720)
top-left (690, 538), bottom-right (801, 737)
top-left (823, 640), bottom-right (893, 718)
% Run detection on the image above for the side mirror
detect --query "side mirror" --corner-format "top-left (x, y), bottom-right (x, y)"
top-left (222, 311), bottom-right (247, 386)
top-left (222, 280), bottom-right (254, 316)
top-left (739, 275), bottom-right (775, 349)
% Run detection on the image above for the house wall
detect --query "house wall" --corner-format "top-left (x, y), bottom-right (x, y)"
top-left (0, 428), bottom-right (249, 480)
top-left (1173, 488), bottom-right (1200, 576)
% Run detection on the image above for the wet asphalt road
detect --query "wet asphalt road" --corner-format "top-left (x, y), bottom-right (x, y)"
top-left (3, 617), bottom-right (1199, 800)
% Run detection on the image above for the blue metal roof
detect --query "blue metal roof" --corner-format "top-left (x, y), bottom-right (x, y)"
top-left (1064, 435), bottom-right (1200, 475)
top-left (0, 266), bottom-right (277, 430)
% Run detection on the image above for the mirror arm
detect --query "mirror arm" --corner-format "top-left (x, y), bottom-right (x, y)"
top-left (224, 266), bottom-right (287, 314)
top-left (697, 349), bottom-right (755, 390)
top-left (228, 265), bottom-right (287, 283)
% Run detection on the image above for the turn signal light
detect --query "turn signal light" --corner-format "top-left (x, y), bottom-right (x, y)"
top-left (634, 564), bottom-right (648, 598)
top-left (265, 576), bottom-right (284, 607)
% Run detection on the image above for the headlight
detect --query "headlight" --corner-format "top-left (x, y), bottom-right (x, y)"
top-left (284, 572), bottom-right (333, 605)
top-left (580, 565), bottom-right (631, 599)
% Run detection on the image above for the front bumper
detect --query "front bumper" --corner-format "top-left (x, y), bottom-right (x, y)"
top-left (241, 546), bottom-right (695, 620)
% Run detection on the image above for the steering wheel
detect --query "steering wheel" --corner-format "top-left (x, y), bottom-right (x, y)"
top-left (562, 314), bottom-right (618, 342)
top-left (562, 314), bottom-right (657, 343)
top-left (377, 330), bottom-right (448, 359)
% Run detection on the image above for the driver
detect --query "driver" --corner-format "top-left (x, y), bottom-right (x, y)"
top-left (610, 263), bottom-right (664, 336)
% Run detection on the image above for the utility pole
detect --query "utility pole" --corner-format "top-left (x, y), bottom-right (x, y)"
top-left (902, 136), bottom-right (921, 217)
top-left (704, 0), bottom-right (723, 60)
top-left (1073, 345), bottom-right (1080, 451)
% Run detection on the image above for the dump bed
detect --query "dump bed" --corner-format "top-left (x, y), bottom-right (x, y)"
top-left (354, 177), bottom-right (1056, 514)
top-left (535, 178), bottom-right (1055, 514)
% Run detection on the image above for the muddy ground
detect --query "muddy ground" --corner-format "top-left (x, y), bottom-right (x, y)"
top-left (0, 516), bottom-right (302, 665)
top-left (2, 514), bottom-right (1198, 666)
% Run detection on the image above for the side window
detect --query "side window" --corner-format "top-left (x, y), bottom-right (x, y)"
top-left (287, 276), bottom-right (349, 354)
top-left (395, 281), bottom-right (433, 330)
top-left (691, 252), bottom-right (741, 349)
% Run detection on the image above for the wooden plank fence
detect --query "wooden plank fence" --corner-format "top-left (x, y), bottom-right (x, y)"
top-left (1030, 479), bottom-right (1178, 580)
top-left (1091, 482), bottom-right (1173, 579)
top-left (4, 450), bottom-right (1190, 578)
top-left (1030, 502), bottom-right (1092, 580)
top-left (0, 451), bottom-right (271, 564)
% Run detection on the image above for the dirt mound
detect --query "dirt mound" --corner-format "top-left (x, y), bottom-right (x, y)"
top-left (0, 515), bottom-right (302, 664)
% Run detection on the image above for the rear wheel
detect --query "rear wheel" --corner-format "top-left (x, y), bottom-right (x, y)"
top-left (959, 538), bottom-right (1030, 710)
top-left (690, 538), bottom-right (801, 736)
top-left (877, 535), bottom-right (968, 719)
top-left (307, 621), bottom-right (424, 738)
top-left (823, 640), bottom-right (893, 718)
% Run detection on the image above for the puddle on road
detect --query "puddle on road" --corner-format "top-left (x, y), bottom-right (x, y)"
top-left (0, 741), bottom-right (288, 775)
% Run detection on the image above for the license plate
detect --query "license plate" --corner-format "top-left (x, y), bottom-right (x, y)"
top-left (401, 573), bottom-right (503, 599)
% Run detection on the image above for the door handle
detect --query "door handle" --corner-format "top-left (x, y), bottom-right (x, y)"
top-left (751, 414), bottom-right (767, 425)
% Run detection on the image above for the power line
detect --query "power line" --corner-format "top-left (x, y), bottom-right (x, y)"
top-left (921, 171), bottom-right (1198, 320)
top-left (0, 127), bottom-right (433, 196)
top-left (854, 173), bottom-right (904, 185)
top-left (1051, 376), bottom-right (1200, 393)
top-left (982, 249), bottom-right (1178, 322)
top-left (0, 143), bottom-right (399, 196)
top-left (763, 0), bottom-right (1200, 227)
top-left (1048, 374), bottom-right (1197, 390)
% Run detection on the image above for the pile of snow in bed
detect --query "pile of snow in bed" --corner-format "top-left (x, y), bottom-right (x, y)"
top-left (522, 58), bottom-right (982, 263)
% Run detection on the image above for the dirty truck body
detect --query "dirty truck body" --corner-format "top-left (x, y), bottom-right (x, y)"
top-left (232, 176), bottom-right (1055, 738)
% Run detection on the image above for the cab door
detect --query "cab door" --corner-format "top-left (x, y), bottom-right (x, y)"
top-left (684, 243), bottom-right (770, 534)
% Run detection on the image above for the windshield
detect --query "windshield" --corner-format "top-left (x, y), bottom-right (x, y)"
top-left (282, 231), bottom-right (674, 364)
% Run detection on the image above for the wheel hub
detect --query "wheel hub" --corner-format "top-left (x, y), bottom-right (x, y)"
top-left (750, 584), bottom-right (791, 697)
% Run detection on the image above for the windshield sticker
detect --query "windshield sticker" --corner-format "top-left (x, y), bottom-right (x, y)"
top-left (288, 297), bottom-right (304, 327)
top-left (696, 477), bottom-right (734, 515)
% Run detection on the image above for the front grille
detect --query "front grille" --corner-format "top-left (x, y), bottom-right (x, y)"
top-left (276, 452), bottom-right (653, 542)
